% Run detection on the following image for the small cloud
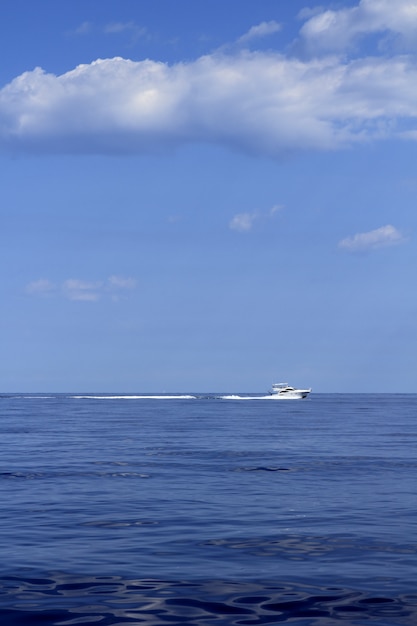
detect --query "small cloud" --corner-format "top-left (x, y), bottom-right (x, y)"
top-left (73, 21), bottom-right (93, 36)
top-left (104, 21), bottom-right (133, 34)
top-left (338, 224), bottom-right (406, 252)
top-left (229, 212), bottom-right (258, 232)
top-left (238, 21), bottom-right (282, 45)
top-left (25, 279), bottom-right (55, 296)
top-left (26, 276), bottom-right (136, 302)
top-left (62, 279), bottom-right (102, 301)
top-left (103, 21), bottom-right (147, 40)
top-left (107, 275), bottom-right (136, 290)
top-left (269, 204), bottom-right (284, 216)
top-left (229, 204), bottom-right (283, 233)
top-left (72, 20), bottom-right (147, 41)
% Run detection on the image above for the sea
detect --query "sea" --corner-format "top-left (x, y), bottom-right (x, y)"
top-left (0, 392), bottom-right (416, 625)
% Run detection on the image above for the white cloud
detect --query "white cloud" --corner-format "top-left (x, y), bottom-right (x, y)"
top-left (25, 279), bottom-right (55, 295)
top-left (338, 225), bottom-right (406, 251)
top-left (269, 204), bottom-right (284, 216)
top-left (26, 276), bottom-right (136, 301)
top-left (107, 275), bottom-right (136, 290)
top-left (300, 0), bottom-right (417, 53)
top-left (62, 279), bottom-right (103, 301)
top-left (3, 5), bottom-right (417, 157)
top-left (104, 21), bottom-right (135, 34)
top-left (229, 204), bottom-right (282, 232)
top-left (229, 212), bottom-right (258, 232)
top-left (72, 20), bottom-right (147, 39)
top-left (238, 21), bottom-right (282, 44)
top-left (74, 21), bottom-right (92, 36)
top-left (103, 21), bottom-right (147, 40)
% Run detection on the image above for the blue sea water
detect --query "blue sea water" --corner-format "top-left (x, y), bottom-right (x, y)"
top-left (0, 392), bottom-right (416, 625)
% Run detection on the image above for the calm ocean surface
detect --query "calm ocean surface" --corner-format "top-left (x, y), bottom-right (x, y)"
top-left (0, 393), bottom-right (416, 625)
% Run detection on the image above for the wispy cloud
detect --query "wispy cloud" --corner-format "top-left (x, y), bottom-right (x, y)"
top-left (229, 204), bottom-right (283, 233)
top-left (229, 212), bottom-right (258, 233)
top-left (338, 225), bottom-right (406, 251)
top-left (62, 279), bottom-right (103, 302)
top-left (103, 21), bottom-right (147, 41)
top-left (238, 21), bottom-right (282, 44)
top-left (73, 21), bottom-right (92, 36)
top-left (25, 279), bottom-right (55, 296)
top-left (269, 204), bottom-right (284, 216)
top-left (26, 276), bottom-right (136, 301)
top-left (72, 20), bottom-right (147, 41)
top-left (300, 0), bottom-right (417, 53)
top-left (107, 275), bottom-right (136, 290)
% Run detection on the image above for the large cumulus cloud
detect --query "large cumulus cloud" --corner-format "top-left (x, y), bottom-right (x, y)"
top-left (1, 50), bottom-right (417, 156)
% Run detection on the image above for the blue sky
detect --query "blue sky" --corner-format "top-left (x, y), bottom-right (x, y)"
top-left (1, 0), bottom-right (417, 392)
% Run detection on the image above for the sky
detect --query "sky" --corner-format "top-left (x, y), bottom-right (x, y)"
top-left (1, 0), bottom-right (417, 393)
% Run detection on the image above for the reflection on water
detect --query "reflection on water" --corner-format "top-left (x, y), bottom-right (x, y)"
top-left (0, 574), bottom-right (416, 625)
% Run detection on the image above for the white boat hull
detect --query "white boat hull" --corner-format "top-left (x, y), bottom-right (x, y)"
top-left (269, 391), bottom-right (310, 399)
top-left (269, 383), bottom-right (311, 399)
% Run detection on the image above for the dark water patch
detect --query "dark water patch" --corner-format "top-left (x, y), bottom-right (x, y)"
top-left (235, 467), bottom-right (291, 472)
top-left (235, 458), bottom-right (417, 477)
top-left (202, 534), bottom-right (415, 560)
top-left (0, 575), bottom-right (416, 625)
top-left (0, 472), bottom-right (46, 480)
top-left (0, 470), bottom-right (150, 480)
top-left (81, 519), bottom-right (159, 528)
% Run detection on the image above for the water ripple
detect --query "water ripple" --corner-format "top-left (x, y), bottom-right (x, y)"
top-left (0, 575), bottom-right (416, 625)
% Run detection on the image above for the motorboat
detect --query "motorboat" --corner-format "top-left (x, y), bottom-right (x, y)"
top-left (269, 383), bottom-right (311, 399)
